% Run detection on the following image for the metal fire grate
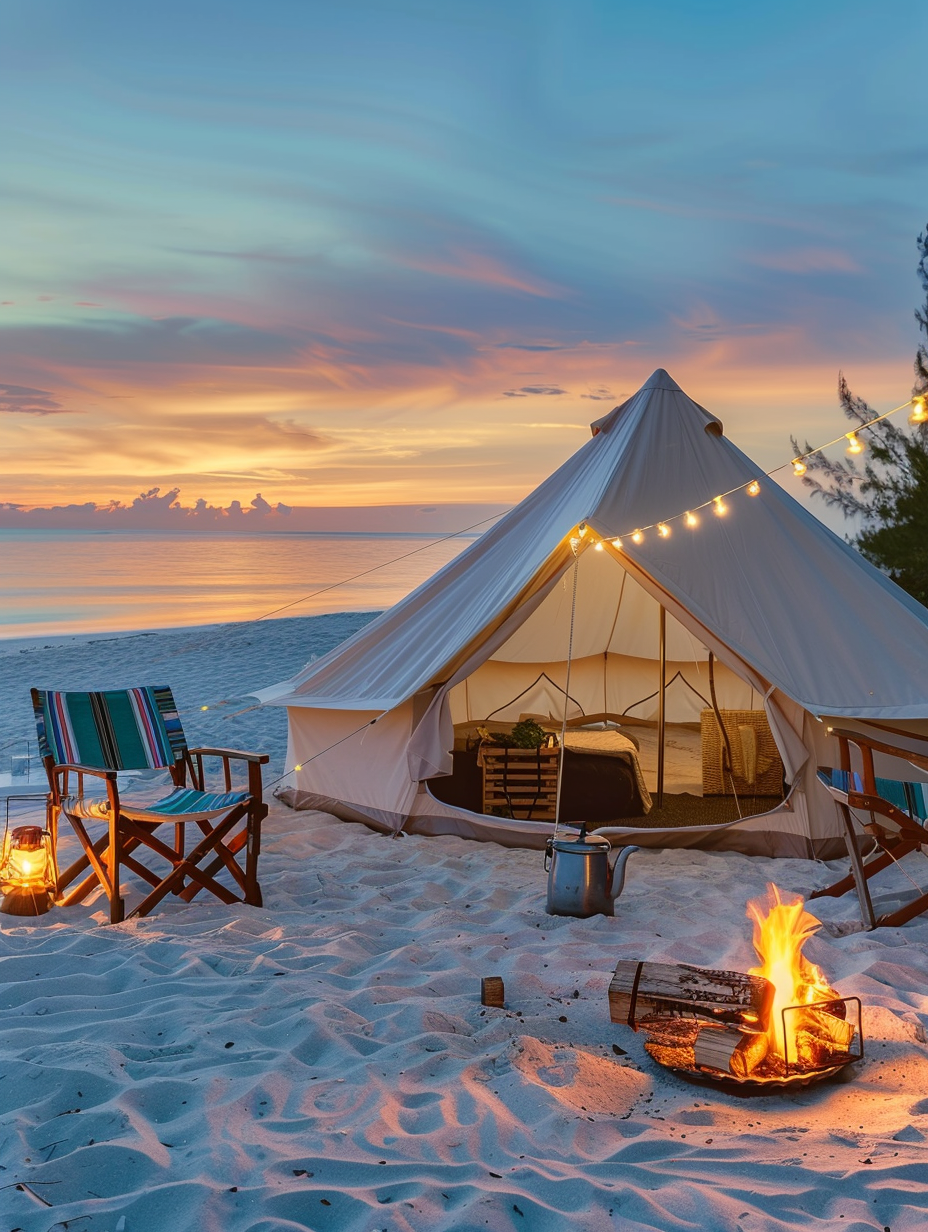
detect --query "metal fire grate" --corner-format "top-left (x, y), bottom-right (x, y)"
top-left (657, 994), bottom-right (864, 1093)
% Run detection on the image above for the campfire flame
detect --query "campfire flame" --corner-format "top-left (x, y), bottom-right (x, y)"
top-left (747, 883), bottom-right (835, 1061)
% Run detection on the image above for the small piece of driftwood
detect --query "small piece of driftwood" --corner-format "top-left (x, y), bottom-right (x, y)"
top-left (694, 1024), bottom-right (769, 1077)
top-left (609, 960), bottom-right (774, 1029)
top-left (481, 976), bottom-right (505, 1007)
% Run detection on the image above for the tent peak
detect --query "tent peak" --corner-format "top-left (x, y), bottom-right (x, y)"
top-left (591, 367), bottom-right (722, 436)
top-left (642, 368), bottom-right (684, 392)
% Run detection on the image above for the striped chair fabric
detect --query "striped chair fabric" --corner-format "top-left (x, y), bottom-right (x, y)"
top-left (62, 787), bottom-right (249, 824)
top-left (32, 686), bottom-right (187, 771)
top-left (817, 767), bottom-right (928, 823)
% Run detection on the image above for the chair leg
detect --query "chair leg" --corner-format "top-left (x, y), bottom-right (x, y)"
top-left (839, 805), bottom-right (877, 930)
top-left (875, 891), bottom-right (928, 929)
top-left (108, 813), bottom-right (124, 925)
top-left (57, 829), bottom-right (110, 896)
top-left (178, 829), bottom-right (247, 903)
top-left (173, 822), bottom-right (186, 894)
top-left (128, 812), bottom-right (240, 919)
top-left (244, 804), bottom-right (264, 907)
top-left (810, 839), bottom-right (919, 901)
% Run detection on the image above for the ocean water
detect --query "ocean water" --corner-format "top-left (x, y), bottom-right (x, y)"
top-left (0, 529), bottom-right (474, 638)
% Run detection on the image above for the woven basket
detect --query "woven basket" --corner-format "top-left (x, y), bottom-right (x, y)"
top-left (700, 709), bottom-right (784, 797)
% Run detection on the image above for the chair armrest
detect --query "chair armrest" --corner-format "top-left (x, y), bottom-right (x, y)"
top-left (187, 747), bottom-right (270, 765)
top-left (830, 728), bottom-right (928, 774)
top-left (51, 763), bottom-right (121, 815)
top-left (54, 763), bottom-right (118, 781)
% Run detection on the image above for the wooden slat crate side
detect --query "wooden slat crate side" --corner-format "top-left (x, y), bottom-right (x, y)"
top-left (484, 772), bottom-right (559, 781)
top-left (609, 960), bottom-right (774, 1028)
top-left (481, 743), bottom-right (560, 820)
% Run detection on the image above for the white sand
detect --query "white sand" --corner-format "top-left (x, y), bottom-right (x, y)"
top-left (2, 616), bottom-right (928, 1231)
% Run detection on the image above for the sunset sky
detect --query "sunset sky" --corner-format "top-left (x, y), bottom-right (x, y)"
top-left (2, 0), bottom-right (926, 512)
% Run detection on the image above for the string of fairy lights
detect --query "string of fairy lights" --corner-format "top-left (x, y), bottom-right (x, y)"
top-left (579, 394), bottom-right (927, 550)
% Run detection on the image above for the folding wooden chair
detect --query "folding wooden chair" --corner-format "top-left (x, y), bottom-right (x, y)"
top-left (32, 685), bottom-right (268, 925)
top-left (812, 727), bottom-right (928, 929)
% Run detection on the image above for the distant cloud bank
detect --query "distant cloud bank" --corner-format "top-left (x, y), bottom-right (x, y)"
top-left (0, 488), bottom-right (508, 534)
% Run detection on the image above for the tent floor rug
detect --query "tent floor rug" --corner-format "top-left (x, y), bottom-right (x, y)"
top-left (627, 793), bottom-right (784, 829)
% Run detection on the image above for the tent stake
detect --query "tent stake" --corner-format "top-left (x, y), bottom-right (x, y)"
top-left (657, 606), bottom-right (666, 809)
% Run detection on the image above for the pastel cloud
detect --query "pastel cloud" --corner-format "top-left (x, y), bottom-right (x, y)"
top-left (0, 383), bottom-right (68, 414)
top-left (502, 385), bottom-right (569, 397)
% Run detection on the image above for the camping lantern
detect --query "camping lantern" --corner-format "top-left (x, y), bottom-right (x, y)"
top-left (0, 825), bottom-right (57, 916)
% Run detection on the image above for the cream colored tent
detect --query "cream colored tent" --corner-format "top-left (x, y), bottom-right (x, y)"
top-left (257, 370), bottom-right (928, 858)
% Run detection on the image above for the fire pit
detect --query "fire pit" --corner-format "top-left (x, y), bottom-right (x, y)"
top-left (609, 885), bottom-right (864, 1092)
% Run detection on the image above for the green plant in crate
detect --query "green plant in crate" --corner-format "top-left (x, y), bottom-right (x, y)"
top-left (508, 719), bottom-right (549, 748)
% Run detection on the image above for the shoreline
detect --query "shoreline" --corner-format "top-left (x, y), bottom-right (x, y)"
top-left (0, 609), bottom-right (376, 653)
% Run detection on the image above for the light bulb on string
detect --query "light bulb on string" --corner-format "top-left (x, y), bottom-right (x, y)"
top-left (746, 480), bottom-right (761, 496)
top-left (685, 511), bottom-right (698, 527)
top-left (713, 497), bottom-right (727, 516)
top-left (657, 523), bottom-right (670, 538)
top-left (610, 537), bottom-right (623, 549)
top-left (910, 396), bottom-right (928, 425)
top-left (631, 529), bottom-right (644, 545)
top-left (846, 432), bottom-right (864, 455)
top-left (578, 522), bottom-right (588, 537)
top-left (594, 540), bottom-right (604, 551)
top-left (792, 459), bottom-right (807, 476)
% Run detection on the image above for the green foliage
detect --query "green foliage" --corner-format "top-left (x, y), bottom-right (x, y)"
top-left (478, 719), bottom-right (551, 748)
top-left (790, 225), bottom-right (928, 606)
top-left (508, 719), bottom-right (549, 748)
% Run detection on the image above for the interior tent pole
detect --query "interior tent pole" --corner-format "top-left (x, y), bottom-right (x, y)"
top-left (553, 552), bottom-right (580, 840)
top-left (657, 605), bottom-right (666, 809)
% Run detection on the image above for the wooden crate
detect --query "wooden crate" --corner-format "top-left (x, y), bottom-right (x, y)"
top-left (480, 744), bottom-right (560, 820)
top-left (700, 709), bottom-right (784, 797)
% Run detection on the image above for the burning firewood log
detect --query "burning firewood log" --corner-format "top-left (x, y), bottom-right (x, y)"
top-left (609, 960), bottom-right (774, 1029)
top-left (790, 1005), bottom-right (856, 1068)
top-left (693, 1025), bottom-right (769, 1077)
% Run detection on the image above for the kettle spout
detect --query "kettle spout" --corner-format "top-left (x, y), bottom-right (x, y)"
top-left (608, 844), bottom-right (640, 901)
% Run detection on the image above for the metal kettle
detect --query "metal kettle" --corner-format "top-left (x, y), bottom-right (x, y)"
top-left (544, 823), bottom-right (639, 918)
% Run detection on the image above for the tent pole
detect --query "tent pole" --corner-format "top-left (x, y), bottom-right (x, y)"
top-left (553, 552), bottom-right (580, 840)
top-left (657, 605), bottom-right (666, 809)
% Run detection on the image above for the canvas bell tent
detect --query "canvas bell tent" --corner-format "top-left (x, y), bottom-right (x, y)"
top-left (256, 369), bottom-right (928, 858)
